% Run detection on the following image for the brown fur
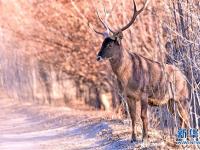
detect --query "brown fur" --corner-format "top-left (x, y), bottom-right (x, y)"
top-left (111, 47), bottom-right (190, 142)
top-left (97, 39), bottom-right (190, 142)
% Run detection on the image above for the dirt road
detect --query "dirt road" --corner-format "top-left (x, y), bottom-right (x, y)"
top-left (0, 93), bottom-right (169, 150)
top-left (0, 93), bottom-right (132, 150)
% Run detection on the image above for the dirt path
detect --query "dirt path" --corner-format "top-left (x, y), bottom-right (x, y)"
top-left (0, 93), bottom-right (171, 150)
top-left (0, 93), bottom-right (132, 150)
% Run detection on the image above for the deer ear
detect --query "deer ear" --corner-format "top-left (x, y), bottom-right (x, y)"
top-left (110, 36), bottom-right (115, 40)
top-left (117, 37), bottom-right (121, 45)
top-left (115, 37), bottom-right (121, 45)
top-left (118, 31), bottom-right (123, 39)
top-left (115, 31), bottom-right (123, 45)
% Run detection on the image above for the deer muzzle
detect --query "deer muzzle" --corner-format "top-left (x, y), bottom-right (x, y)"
top-left (96, 55), bottom-right (103, 61)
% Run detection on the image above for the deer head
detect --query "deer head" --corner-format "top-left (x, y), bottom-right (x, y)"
top-left (93, 0), bottom-right (148, 61)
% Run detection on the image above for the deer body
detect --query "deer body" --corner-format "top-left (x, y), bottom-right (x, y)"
top-left (98, 39), bottom-right (189, 142)
top-left (108, 42), bottom-right (189, 106)
top-left (93, 0), bottom-right (190, 142)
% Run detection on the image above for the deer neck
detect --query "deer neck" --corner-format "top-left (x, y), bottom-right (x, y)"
top-left (109, 46), bottom-right (131, 80)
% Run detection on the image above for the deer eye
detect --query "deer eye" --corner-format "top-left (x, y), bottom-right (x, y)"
top-left (107, 44), bottom-right (112, 48)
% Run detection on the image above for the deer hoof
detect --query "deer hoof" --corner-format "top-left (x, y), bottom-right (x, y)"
top-left (131, 135), bottom-right (137, 143)
top-left (131, 139), bottom-right (137, 143)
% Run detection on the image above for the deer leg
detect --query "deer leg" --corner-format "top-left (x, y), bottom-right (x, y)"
top-left (177, 100), bottom-right (190, 128)
top-left (167, 99), bottom-right (175, 116)
top-left (141, 96), bottom-right (148, 141)
top-left (127, 97), bottom-right (137, 142)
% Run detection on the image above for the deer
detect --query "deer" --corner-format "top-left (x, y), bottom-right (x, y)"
top-left (91, 0), bottom-right (190, 143)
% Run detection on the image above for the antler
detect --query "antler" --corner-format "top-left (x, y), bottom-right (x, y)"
top-left (96, 10), bottom-right (115, 34)
top-left (89, 3), bottom-right (114, 37)
top-left (90, 0), bottom-right (148, 37)
top-left (120, 0), bottom-right (148, 32)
